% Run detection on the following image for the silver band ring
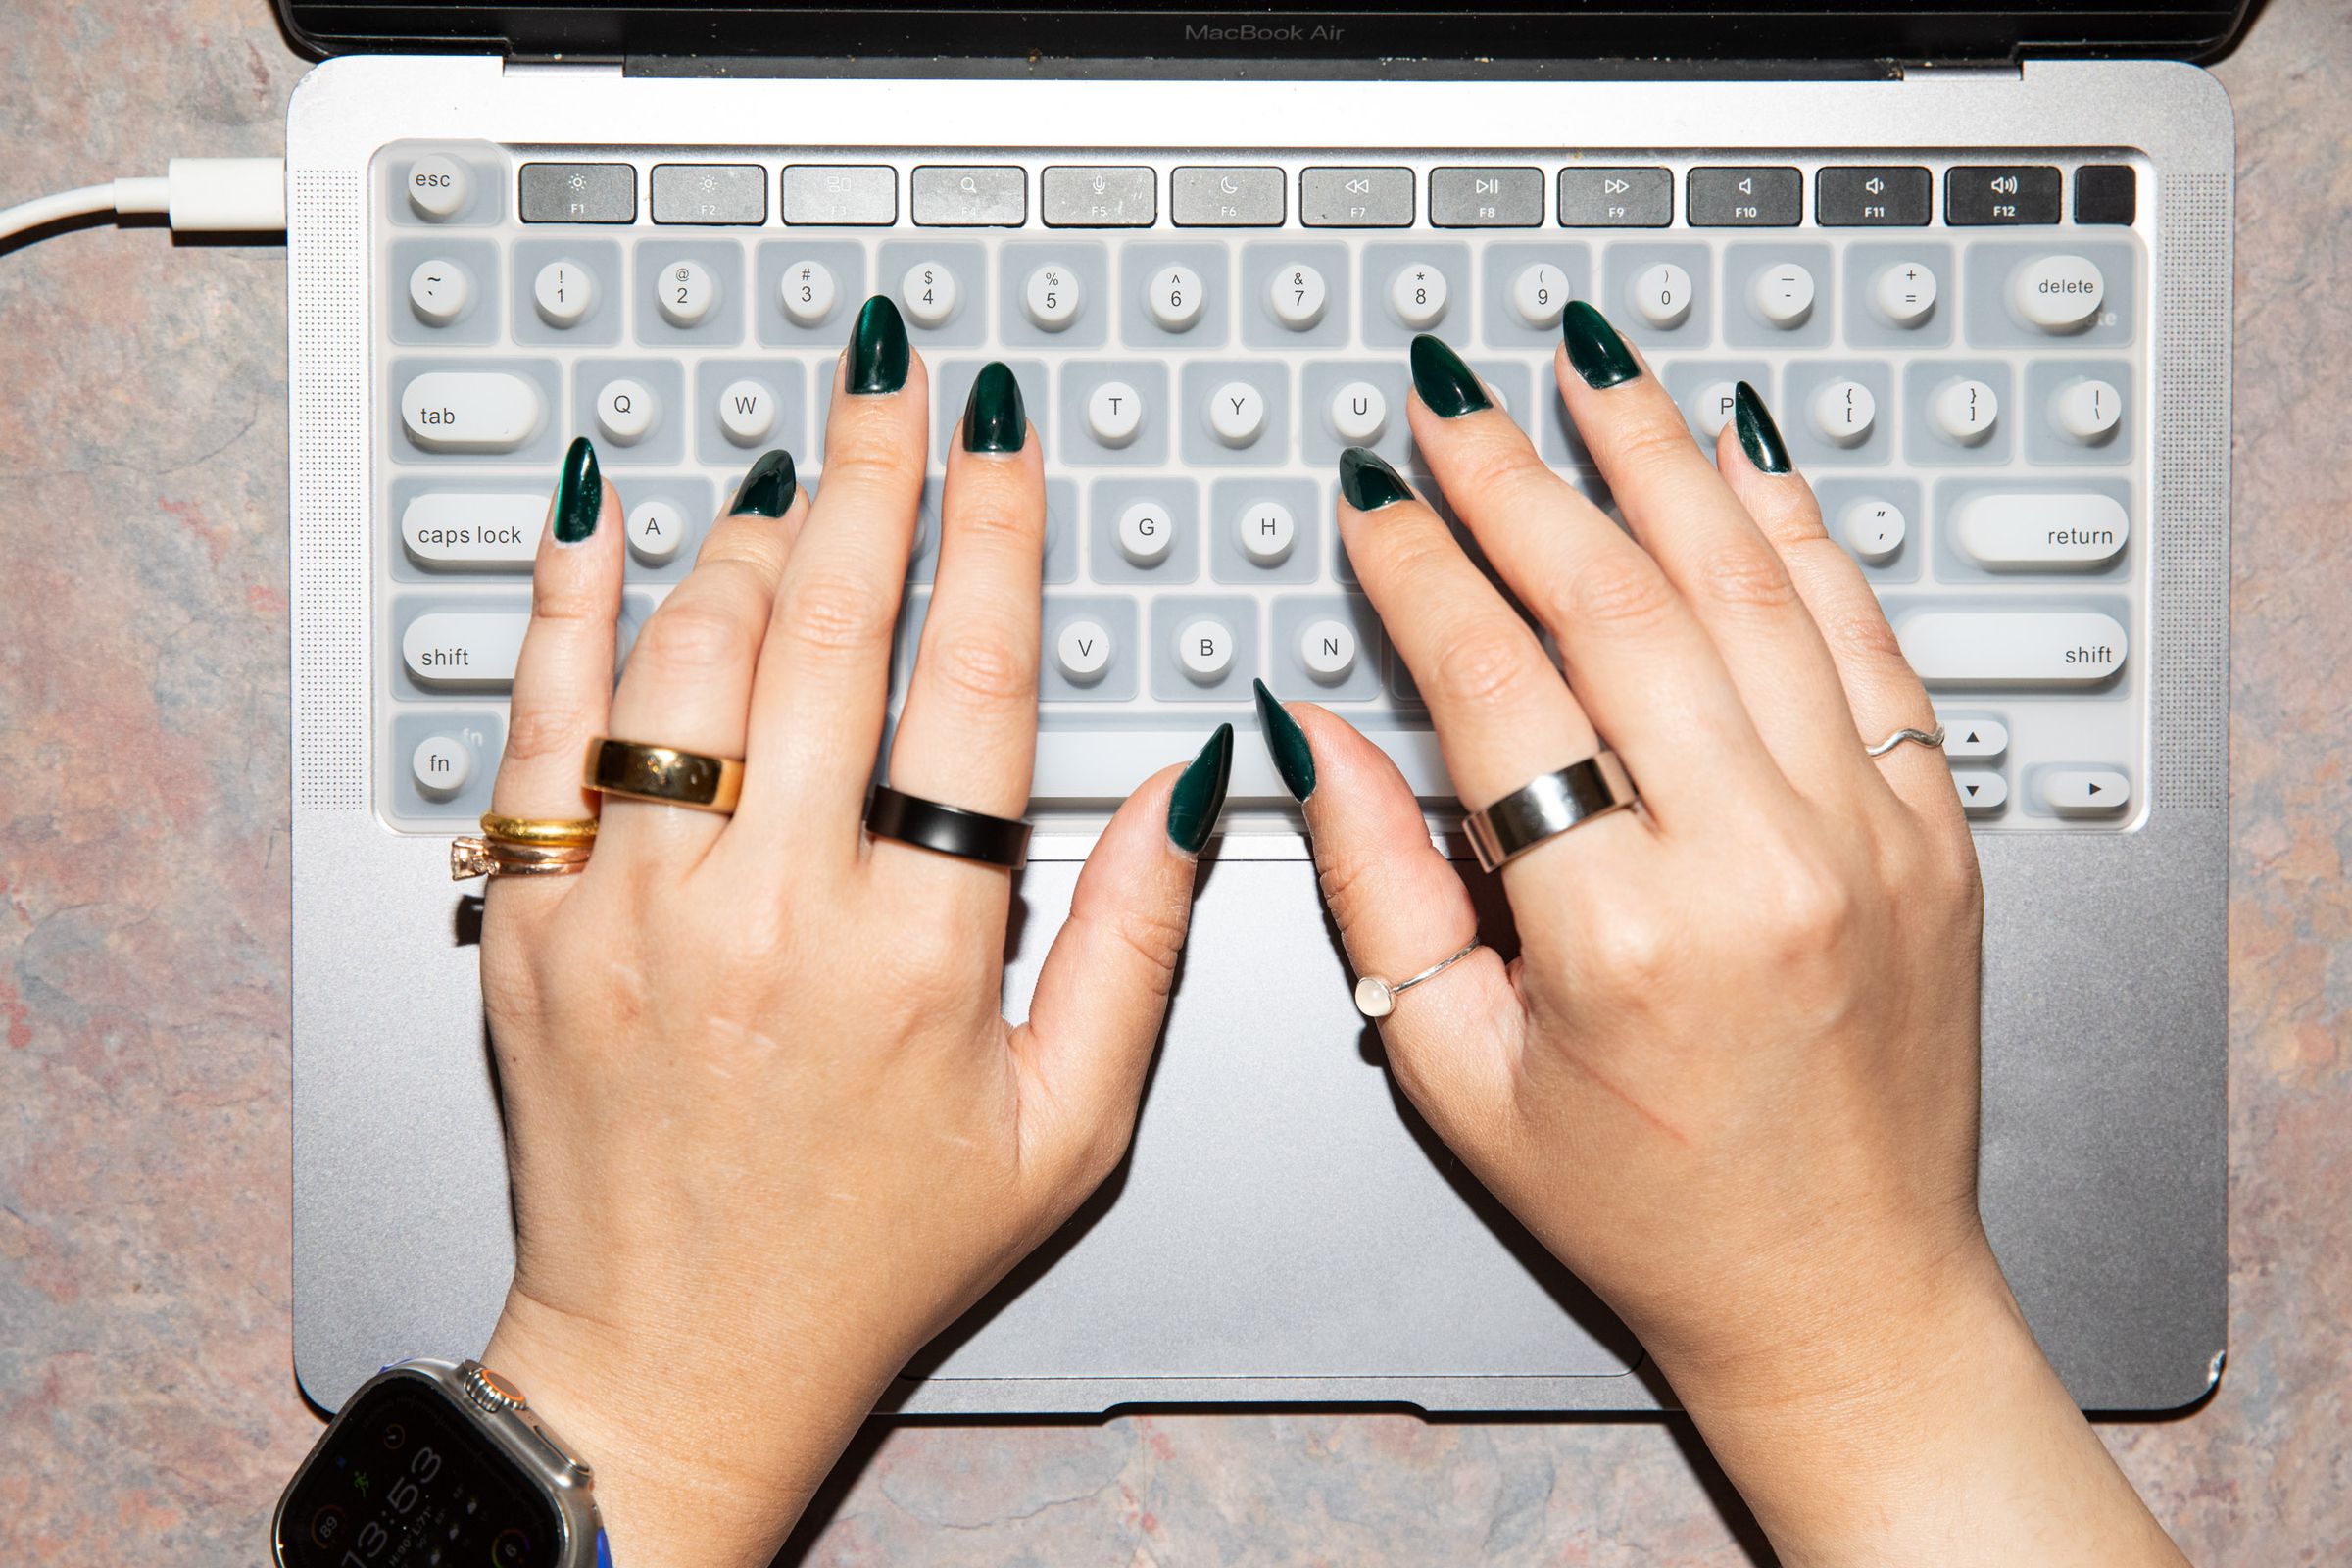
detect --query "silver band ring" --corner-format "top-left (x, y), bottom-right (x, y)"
top-left (1462, 751), bottom-right (1640, 873)
top-left (1355, 939), bottom-right (1483, 1019)
top-left (1865, 725), bottom-right (1946, 758)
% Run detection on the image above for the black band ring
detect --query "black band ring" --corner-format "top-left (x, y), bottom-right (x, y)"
top-left (863, 785), bottom-right (1033, 870)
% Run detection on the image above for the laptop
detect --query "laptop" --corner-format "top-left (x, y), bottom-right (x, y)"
top-left (280, 0), bottom-right (2238, 1415)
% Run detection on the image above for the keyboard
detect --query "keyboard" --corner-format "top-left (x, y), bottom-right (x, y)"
top-left (378, 145), bottom-right (2146, 839)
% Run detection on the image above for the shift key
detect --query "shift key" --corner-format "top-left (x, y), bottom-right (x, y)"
top-left (403, 612), bottom-right (525, 689)
top-left (1896, 611), bottom-right (2126, 687)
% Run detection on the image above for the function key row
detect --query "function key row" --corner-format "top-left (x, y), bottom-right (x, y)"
top-left (422, 155), bottom-right (2138, 232)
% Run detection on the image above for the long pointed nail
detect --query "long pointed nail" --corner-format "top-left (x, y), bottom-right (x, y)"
top-left (847, 295), bottom-right (909, 395)
top-left (1252, 679), bottom-right (1315, 802)
top-left (1731, 381), bottom-right (1792, 474)
top-left (962, 361), bottom-right (1027, 454)
top-left (553, 436), bottom-right (601, 544)
top-left (1167, 723), bottom-right (1235, 856)
top-left (728, 449), bottom-right (798, 516)
top-left (1338, 446), bottom-right (1413, 512)
top-left (1408, 333), bottom-right (1492, 418)
top-left (1562, 299), bottom-right (1641, 390)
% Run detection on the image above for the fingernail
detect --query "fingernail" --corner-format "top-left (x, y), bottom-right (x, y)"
top-left (1732, 381), bottom-right (1793, 474)
top-left (1166, 723), bottom-right (1235, 856)
top-left (1408, 333), bottom-right (1492, 418)
top-left (1338, 446), bottom-right (1414, 512)
top-left (728, 449), bottom-right (797, 517)
top-left (962, 361), bottom-right (1027, 454)
top-left (1252, 679), bottom-right (1315, 802)
top-left (847, 295), bottom-right (909, 395)
top-left (553, 436), bottom-right (601, 544)
top-left (1561, 299), bottom-right (1641, 390)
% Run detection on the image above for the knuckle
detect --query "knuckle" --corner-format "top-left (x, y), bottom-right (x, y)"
top-left (1762, 858), bottom-right (1858, 956)
top-left (921, 622), bottom-right (1036, 709)
top-left (1818, 603), bottom-right (1908, 665)
top-left (1102, 901), bottom-right (1190, 991)
top-left (529, 567), bottom-right (609, 626)
top-left (1689, 537), bottom-right (1801, 614)
top-left (945, 496), bottom-right (1043, 554)
top-left (821, 425), bottom-right (924, 489)
top-left (1446, 435), bottom-right (1548, 514)
top-left (1580, 909), bottom-right (1682, 993)
top-left (1558, 556), bottom-right (1680, 637)
top-left (500, 702), bottom-right (596, 767)
top-left (1425, 619), bottom-right (1546, 715)
top-left (1590, 410), bottom-right (1698, 475)
top-left (1754, 492), bottom-right (1830, 547)
top-left (629, 600), bottom-right (754, 682)
top-left (776, 567), bottom-right (893, 661)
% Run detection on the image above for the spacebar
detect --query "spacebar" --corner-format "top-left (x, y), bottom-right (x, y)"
top-left (1030, 727), bottom-right (1453, 804)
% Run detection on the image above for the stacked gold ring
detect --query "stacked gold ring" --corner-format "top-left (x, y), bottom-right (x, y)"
top-left (451, 812), bottom-right (599, 881)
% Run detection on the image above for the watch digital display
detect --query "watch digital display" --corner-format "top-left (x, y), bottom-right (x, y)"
top-left (276, 1373), bottom-right (564, 1568)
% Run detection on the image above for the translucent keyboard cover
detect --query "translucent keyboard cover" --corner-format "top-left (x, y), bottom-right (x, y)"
top-left (375, 143), bottom-right (2150, 847)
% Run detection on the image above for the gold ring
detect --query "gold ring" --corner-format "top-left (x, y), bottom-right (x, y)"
top-left (582, 737), bottom-right (745, 814)
top-left (478, 812), bottom-right (600, 848)
top-left (451, 837), bottom-right (594, 881)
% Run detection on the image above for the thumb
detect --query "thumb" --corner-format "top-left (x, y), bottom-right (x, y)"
top-left (1007, 726), bottom-right (1230, 1189)
top-left (1256, 685), bottom-right (1524, 1130)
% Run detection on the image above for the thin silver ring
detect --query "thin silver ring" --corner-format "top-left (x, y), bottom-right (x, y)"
top-left (1865, 724), bottom-right (1946, 758)
top-left (1462, 751), bottom-right (1640, 873)
top-left (1354, 939), bottom-right (1483, 1019)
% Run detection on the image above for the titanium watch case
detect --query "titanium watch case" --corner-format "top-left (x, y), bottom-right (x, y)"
top-left (271, 1358), bottom-right (604, 1567)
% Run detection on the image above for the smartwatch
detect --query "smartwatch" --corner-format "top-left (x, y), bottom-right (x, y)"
top-left (272, 1358), bottom-right (608, 1568)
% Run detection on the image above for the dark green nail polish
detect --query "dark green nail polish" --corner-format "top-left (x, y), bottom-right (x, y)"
top-left (1732, 381), bottom-right (1793, 474)
top-left (1338, 446), bottom-right (1414, 512)
top-left (1561, 299), bottom-right (1641, 390)
top-left (553, 436), bottom-right (601, 544)
top-left (728, 449), bottom-right (797, 517)
top-left (1252, 679), bottom-right (1315, 802)
top-left (1408, 333), bottom-right (1492, 418)
top-left (962, 361), bottom-right (1026, 454)
top-left (1167, 723), bottom-right (1235, 856)
top-left (847, 295), bottom-right (909, 395)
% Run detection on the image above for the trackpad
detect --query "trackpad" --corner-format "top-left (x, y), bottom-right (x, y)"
top-left (908, 853), bottom-right (1640, 1386)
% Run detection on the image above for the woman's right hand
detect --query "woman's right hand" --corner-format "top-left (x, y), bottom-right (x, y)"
top-left (1264, 315), bottom-right (2189, 1566)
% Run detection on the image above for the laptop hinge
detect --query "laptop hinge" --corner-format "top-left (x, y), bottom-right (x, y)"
top-left (618, 53), bottom-right (1909, 83)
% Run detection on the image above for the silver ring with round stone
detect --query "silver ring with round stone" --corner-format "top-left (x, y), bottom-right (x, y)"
top-left (1353, 939), bottom-right (1484, 1019)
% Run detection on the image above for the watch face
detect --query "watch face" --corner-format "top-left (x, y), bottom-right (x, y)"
top-left (277, 1372), bottom-right (564, 1568)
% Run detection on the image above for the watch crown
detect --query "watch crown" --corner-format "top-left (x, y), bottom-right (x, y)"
top-left (459, 1359), bottom-right (528, 1415)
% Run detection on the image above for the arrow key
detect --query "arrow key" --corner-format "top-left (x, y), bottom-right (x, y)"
top-left (1953, 770), bottom-right (2009, 816)
top-left (2042, 768), bottom-right (2132, 816)
top-left (1938, 717), bottom-right (2009, 760)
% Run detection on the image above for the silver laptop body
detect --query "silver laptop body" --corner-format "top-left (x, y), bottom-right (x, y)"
top-left (286, 31), bottom-right (2231, 1414)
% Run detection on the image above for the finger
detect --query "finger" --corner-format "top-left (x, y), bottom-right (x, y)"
top-left (882, 362), bottom-right (1045, 893)
top-left (738, 295), bottom-right (927, 859)
top-left (1715, 418), bottom-right (1962, 829)
top-left (1401, 329), bottom-right (1781, 828)
top-left (484, 437), bottom-right (623, 907)
top-left (1333, 446), bottom-right (1601, 812)
top-left (1266, 695), bottom-right (1523, 1137)
top-left (599, 449), bottom-right (806, 861)
top-left (1549, 330), bottom-right (1872, 793)
top-left (1005, 727), bottom-right (1228, 1190)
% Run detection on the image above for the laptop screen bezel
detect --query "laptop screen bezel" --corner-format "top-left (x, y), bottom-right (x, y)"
top-left (274, 2), bottom-right (2256, 67)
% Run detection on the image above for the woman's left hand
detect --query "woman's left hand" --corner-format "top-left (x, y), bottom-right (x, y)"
top-left (471, 327), bottom-right (1223, 1568)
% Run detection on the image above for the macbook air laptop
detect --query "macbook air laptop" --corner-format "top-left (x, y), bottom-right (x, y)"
top-left (281, 0), bottom-right (2237, 1414)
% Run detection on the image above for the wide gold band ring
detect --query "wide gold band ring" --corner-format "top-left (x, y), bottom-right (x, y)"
top-left (477, 812), bottom-right (600, 848)
top-left (582, 737), bottom-right (745, 814)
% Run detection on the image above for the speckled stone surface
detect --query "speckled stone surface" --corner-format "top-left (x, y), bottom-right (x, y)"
top-left (2, 3), bottom-right (2345, 1561)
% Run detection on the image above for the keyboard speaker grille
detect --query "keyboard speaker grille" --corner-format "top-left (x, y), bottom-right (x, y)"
top-left (291, 170), bottom-right (368, 814)
top-left (2154, 171), bottom-right (2230, 812)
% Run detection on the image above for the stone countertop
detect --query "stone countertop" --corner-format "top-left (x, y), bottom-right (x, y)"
top-left (3, 2), bottom-right (2346, 1560)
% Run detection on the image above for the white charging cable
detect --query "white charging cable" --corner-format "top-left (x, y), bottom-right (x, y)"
top-left (0, 157), bottom-right (285, 244)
